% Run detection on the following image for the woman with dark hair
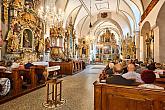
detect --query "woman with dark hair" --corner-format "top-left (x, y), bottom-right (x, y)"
top-left (138, 70), bottom-right (164, 90)
top-left (147, 62), bottom-right (156, 71)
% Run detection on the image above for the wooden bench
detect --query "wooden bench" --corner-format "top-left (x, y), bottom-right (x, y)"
top-left (49, 61), bottom-right (73, 75)
top-left (94, 81), bottom-right (165, 110)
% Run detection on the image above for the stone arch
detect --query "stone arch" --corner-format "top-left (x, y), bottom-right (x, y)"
top-left (141, 21), bottom-right (151, 36)
top-left (156, 2), bottom-right (165, 63)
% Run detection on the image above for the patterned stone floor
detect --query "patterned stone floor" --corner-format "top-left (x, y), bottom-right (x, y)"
top-left (0, 65), bottom-right (105, 110)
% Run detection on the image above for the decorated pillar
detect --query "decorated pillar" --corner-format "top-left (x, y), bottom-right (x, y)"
top-left (2, 0), bottom-right (9, 24)
top-left (0, 1), bottom-right (2, 60)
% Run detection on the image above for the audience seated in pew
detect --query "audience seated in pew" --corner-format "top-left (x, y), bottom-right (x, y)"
top-left (138, 70), bottom-right (164, 90)
top-left (105, 62), bottom-right (114, 77)
top-left (154, 63), bottom-right (164, 76)
top-left (121, 61), bottom-right (128, 74)
top-left (122, 64), bottom-right (143, 83)
top-left (136, 63), bottom-right (148, 73)
top-left (106, 64), bottom-right (135, 85)
top-left (147, 62), bottom-right (156, 71)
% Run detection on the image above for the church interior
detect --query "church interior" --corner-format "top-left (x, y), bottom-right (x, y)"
top-left (0, 0), bottom-right (165, 110)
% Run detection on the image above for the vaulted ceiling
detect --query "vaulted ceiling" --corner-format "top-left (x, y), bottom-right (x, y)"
top-left (43, 0), bottom-right (151, 39)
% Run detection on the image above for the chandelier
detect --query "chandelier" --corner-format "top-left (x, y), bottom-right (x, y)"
top-left (38, 4), bottom-right (64, 27)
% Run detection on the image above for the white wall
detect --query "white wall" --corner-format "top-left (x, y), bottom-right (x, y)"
top-left (140, 0), bottom-right (165, 29)
top-left (140, 1), bottom-right (165, 63)
top-left (154, 26), bottom-right (159, 62)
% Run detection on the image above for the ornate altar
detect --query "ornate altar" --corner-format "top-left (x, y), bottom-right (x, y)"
top-left (121, 36), bottom-right (136, 59)
top-left (50, 46), bottom-right (65, 61)
top-left (96, 29), bottom-right (119, 61)
top-left (78, 38), bottom-right (89, 59)
top-left (50, 18), bottom-right (76, 59)
top-left (5, 0), bottom-right (44, 61)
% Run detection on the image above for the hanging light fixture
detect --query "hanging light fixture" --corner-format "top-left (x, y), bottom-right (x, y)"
top-left (89, 0), bottom-right (92, 28)
top-left (38, 0), bottom-right (64, 27)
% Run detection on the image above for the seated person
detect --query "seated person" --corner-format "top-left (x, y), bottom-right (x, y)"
top-left (136, 63), bottom-right (148, 74)
top-left (19, 62), bottom-right (25, 70)
top-left (5, 61), bottom-right (13, 73)
top-left (106, 64), bottom-right (135, 85)
top-left (138, 70), bottom-right (164, 90)
top-left (147, 62), bottom-right (156, 71)
top-left (122, 64), bottom-right (143, 83)
top-left (0, 78), bottom-right (11, 96)
top-left (154, 63), bottom-right (164, 78)
top-left (11, 59), bottom-right (19, 69)
top-left (99, 70), bottom-right (108, 82)
top-left (24, 61), bottom-right (34, 69)
top-left (121, 61), bottom-right (128, 74)
top-left (105, 63), bottom-right (114, 76)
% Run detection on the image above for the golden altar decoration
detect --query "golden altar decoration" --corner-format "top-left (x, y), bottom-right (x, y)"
top-left (121, 36), bottom-right (136, 59)
top-left (5, 0), bottom-right (44, 61)
top-left (96, 29), bottom-right (119, 61)
top-left (78, 38), bottom-right (89, 58)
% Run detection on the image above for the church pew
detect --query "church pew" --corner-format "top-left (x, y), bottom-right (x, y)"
top-left (94, 81), bottom-right (165, 110)
top-left (49, 61), bottom-right (73, 75)
top-left (30, 65), bottom-right (46, 88)
top-left (11, 66), bottom-right (46, 95)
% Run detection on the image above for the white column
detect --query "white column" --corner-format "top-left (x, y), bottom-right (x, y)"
top-left (135, 31), bottom-right (140, 60)
top-left (154, 26), bottom-right (159, 62)
top-left (140, 36), bottom-right (144, 61)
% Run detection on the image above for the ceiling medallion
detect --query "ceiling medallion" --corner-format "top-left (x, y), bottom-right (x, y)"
top-left (101, 12), bottom-right (108, 18)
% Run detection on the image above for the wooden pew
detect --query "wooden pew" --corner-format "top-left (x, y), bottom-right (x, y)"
top-left (30, 65), bottom-right (46, 88)
top-left (11, 68), bottom-right (26, 95)
top-left (73, 60), bottom-right (83, 72)
top-left (94, 81), bottom-right (165, 110)
top-left (11, 66), bottom-right (46, 95)
top-left (49, 61), bottom-right (73, 75)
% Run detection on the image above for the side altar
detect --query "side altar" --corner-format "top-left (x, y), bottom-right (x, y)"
top-left (5, 0), bottom-right (44, 61)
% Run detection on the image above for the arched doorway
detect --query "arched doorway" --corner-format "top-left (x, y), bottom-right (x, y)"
top-left (156, 2), bottom-right (165, 63)
top-left (141, 21), bottom-right (151, 62)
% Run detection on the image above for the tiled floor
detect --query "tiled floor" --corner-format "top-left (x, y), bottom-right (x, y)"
top-left (0, 65), bottom-right (105, 110)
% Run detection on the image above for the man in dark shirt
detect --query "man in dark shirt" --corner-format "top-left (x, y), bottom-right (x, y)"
top-left (106, 64), bottom-right (134, 85)
top-left (24, 61), bottom-right (34, 69)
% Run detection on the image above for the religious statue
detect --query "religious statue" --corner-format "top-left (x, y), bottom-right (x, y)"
top-left (11, 32), bottom-right (20, 52)
top-left (13, 0), bottom-right (23, 8)
top-left (23, 31), bottom-right (30, 48)
top-left (82, 47), bottom-right (86, 55)
top-left (38, 38), bottom-right (44, 52)
top-left (45, 37), bottom-right (51, 51)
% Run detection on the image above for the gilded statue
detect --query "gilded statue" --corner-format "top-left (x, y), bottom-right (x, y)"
top-left (13, 0), bottom-right (23, 8)
top-left (6, 30), bottom-right (14, 49)
top-left (7, 32), bottom-right (20, 52)
top-left (38, 38), bottom-right (44, 52)
top-left (45, 37), bottom-right (51, 51)
top-left (23, 32), bottom-right (30, 48)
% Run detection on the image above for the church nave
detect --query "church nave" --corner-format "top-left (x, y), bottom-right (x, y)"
top-left (0, 65), bottom-right (105, 110)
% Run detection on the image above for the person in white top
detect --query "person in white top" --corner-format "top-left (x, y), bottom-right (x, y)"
top-left (122, 64), bottom-right (143, 83)
top-left (11, 59), bottom-right (19, 69)
top-left (138, 70), bottom-right (164, 90)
